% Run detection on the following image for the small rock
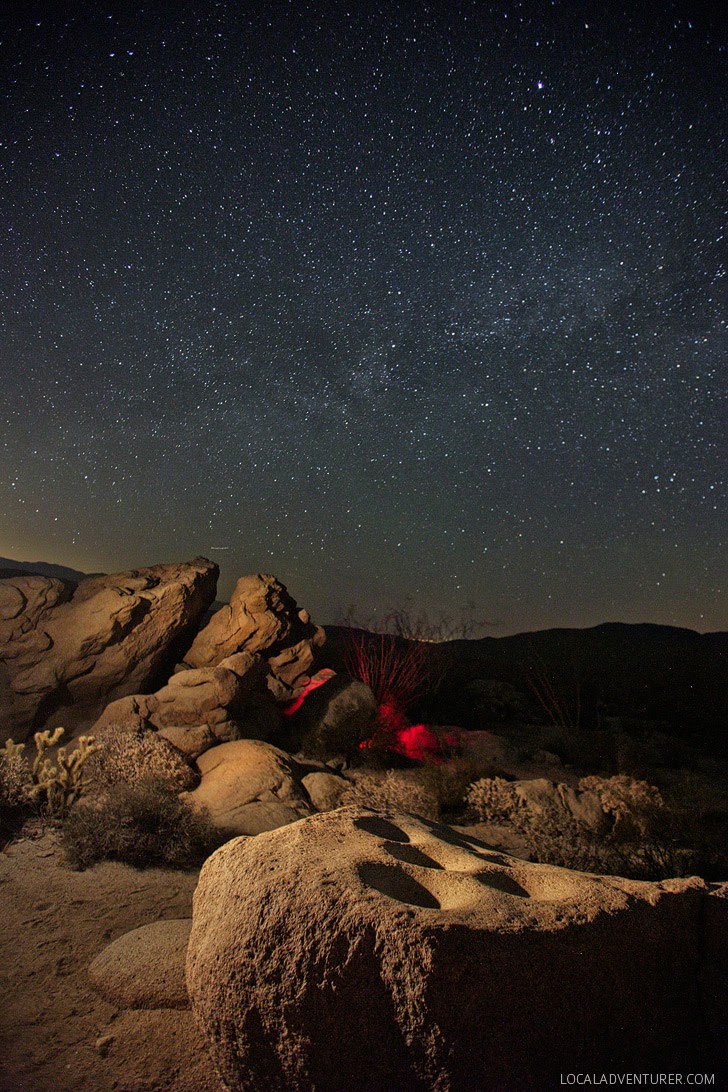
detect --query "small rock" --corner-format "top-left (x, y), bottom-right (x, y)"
top-left (89, 919), bottom-right (192, 1010)
top-left (302, 771), bottom-right (349, 812)
top-left (95, 1034), bottom-right (114, 1057)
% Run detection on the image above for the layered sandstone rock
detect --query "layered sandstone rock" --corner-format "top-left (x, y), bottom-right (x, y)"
top-left (187, 806), bottom-right (726, 1091)
top-left (183, 573), bottom-right (325, 702)
top-left (0, 558), bottom-right (218, 742)
top-left (92, 651), bottom-right (280, 758)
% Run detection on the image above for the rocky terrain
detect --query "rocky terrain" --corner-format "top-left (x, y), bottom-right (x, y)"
top-left (1, 556), bottom-right (726, 1090)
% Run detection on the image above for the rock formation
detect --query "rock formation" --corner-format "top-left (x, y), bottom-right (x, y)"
top-left (280, 672), bottom-right (378, 758)
top-left (300, 770), bottom-right (349, 811)
top-left (91, 651), bottom-right (280, 759)
top-left (183, 573), bottom-right (325, 702)
top-left (187, 806), bottom-right (727, 1091)
top-left (0, 558), bottom-right (218, 742)
top-left (89, 920), bottom-right (192, 1010)
top-left (182, 738), bottom-right (313, 836)
top-left (502, 776), bottom-right (609, 831)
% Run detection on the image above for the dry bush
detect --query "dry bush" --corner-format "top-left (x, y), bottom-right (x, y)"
top-left (343, 632), bottom-right (433, 716)
top-left (60, 777), bottom-right (226, 870)
top-left (0, 743), bottom-right (32, 841)
top-left (464, 774), bottom-right (700, 879)
top-left (522, 650), bottom-right (582, 732)
top-left (419, 756), bottom-right (510, 817)
top-left (87, 725), bottom-right (198, 792)
top-left (343, 770), bottom-right (440, 820)
top-left (339, 601), bottom-right (493, 643)
top-left (579, 774), bottom-right (665, 835)
top-left (0, 743), bottom-right (30, 810)
top-left (465, 776), bottom-right (518, 824)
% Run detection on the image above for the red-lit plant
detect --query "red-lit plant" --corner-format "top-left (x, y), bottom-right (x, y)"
top-left (342, 630), bottom-right (453, 760)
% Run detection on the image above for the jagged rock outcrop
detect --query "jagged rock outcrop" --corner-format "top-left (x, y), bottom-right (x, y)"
top-left (0, 559), bottom-right (218, 742)
top-left (187, 807), bottom-right (727, 1091)
top-left (182, 738), bottom-right (313, 836)
top-left (183, 573), bottom-right (325, 702)
top-left (91, 651), bottom-right (281, 759)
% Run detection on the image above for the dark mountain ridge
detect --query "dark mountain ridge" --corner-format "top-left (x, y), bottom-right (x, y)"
top-left (0, 557), bottom-right (99, 585)
top-left (322, 622), bottom-right (728, 745)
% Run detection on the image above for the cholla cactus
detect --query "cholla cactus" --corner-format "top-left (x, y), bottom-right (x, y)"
top-left (28, 728), bottom-right (99, 818)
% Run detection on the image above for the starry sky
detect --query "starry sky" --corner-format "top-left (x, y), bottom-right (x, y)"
top-left (1, 1), bottom-right (725, 635)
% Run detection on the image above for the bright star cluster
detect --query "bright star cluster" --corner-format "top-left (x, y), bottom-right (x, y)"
top-left (0, 2), bottom-right (725, 633)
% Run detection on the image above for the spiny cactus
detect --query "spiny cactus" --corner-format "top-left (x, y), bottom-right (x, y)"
top-left (27, 728), bottom-right (99, 817)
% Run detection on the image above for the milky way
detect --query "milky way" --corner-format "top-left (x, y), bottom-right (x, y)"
top-left (1, 2), bottom-right (725, 632)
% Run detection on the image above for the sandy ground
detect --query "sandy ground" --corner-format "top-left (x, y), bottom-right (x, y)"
top-left (0, 825), bottom-right (223, 1092)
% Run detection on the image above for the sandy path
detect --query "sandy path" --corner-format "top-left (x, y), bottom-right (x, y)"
top-left (0, 828), bottom-right (223, 1092)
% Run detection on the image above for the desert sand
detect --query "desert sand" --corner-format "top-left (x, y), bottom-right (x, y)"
top-left (0, 824), bottom-right (220, 1092)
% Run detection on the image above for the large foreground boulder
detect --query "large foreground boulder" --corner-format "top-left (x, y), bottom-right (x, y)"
top-left (187, 807), bottom-right (727, 1091)
top-left (182, 573), bottom-right (325, 702)
top-left (0, 558), bottom-right (218, 742)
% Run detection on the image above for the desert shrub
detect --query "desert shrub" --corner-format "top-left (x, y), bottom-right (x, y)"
top-left (60, 777), bottom-right (226, 870)
top-left (339, 601), bottom-right (492, 643)
top-left (579, 775), bottom-right (664, 836)
top-left (0, 740), bottom-right (33, 840)
top-left (87, 725), bottom-right (198, 792)
top-left (419, 755), bottom-right (510, 816)
top-left (464, 774), bottom-right (701, 879)
top-left (0, 740), bottom-right (30, 809)
top-left (343, 632), bottom-right (433, 717)
top-left (465, 776), bottom-right (621, 873)
top-left (343, 770), bottom-right (440, 820)
top-left (465, 776), bottom-right (517, 824)
top-left (522, 651), bottom-right (582, 732)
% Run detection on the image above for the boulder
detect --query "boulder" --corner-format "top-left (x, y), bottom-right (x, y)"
top-left (510, 777), bottom-right (609, 833)
top-left (301, 770), bottom-right (349, 812)
top-left (91, 651), bottom-right (281, 759)
top-left (89, 919), bottom-right (192, 1009)
top-left (187, 807), bottom-right (725, 1091)
top-left (281, 673), bottom-right (378, 758)
top-left (183, 738), bottom-right (312, 836)
top-left (0, 558), bottom-right (218, 742)
top-left (182, 574), bottom-right (325, 702)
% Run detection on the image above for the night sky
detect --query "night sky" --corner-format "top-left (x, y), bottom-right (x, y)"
top-left (1, 2), bottom-right (725, 635)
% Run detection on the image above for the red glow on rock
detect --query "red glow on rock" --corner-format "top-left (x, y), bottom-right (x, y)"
top-left (378, 698), bottom-right (409, 735)
top-left (358, 700), bottom-right (462, 763)
top-left (282, 668), bottom-right (336, 716)
top-left (394, 723), bottom-right (462, 762)
top-left (395, 723), bottom-right (444, 761)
